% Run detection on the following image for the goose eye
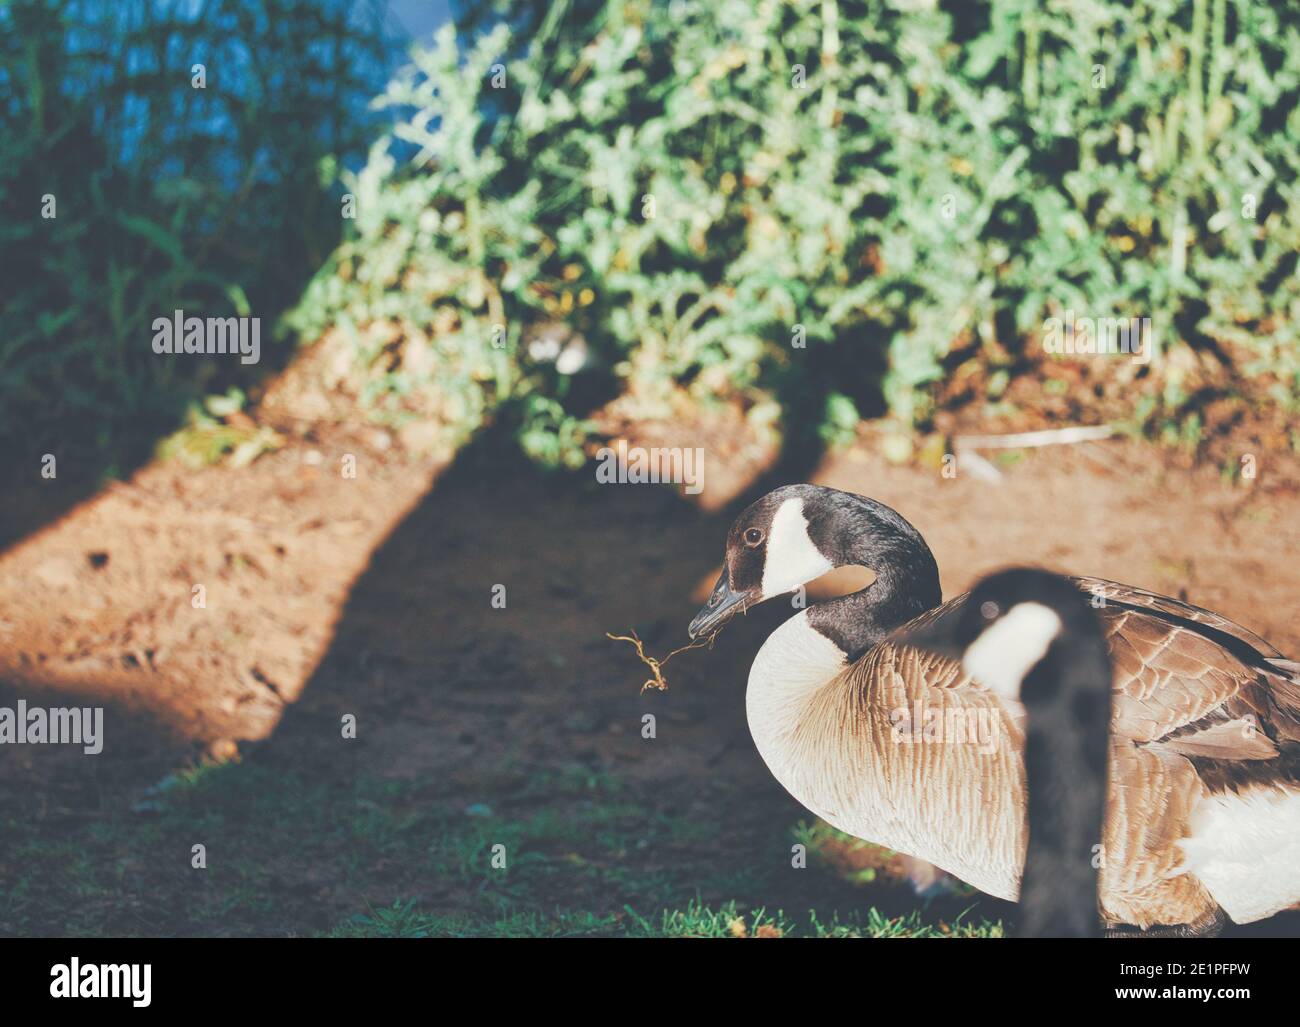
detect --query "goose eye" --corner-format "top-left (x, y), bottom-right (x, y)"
top-left (979, 601), bottom-right (1000, 620)
top-left (744, 527), bottom-right (764, 547)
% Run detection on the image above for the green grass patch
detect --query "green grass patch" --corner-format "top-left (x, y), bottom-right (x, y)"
top-left (0, 758), bottom-right (1004, 938)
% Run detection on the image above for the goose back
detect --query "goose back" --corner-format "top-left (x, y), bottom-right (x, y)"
top-left (746, 579), bottom-right (1300, 928)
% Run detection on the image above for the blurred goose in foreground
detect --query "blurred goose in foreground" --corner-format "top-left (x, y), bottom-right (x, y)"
top-left (899, 568), bottom-right (1111, 937)
top-left (689, 484), bottom-right (1300, 935)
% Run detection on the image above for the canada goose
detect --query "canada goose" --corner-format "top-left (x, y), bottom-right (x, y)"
top-left (899, 568), bottom-right (1111, 938)
top-left (689, 484), bottom-right (1300, 934)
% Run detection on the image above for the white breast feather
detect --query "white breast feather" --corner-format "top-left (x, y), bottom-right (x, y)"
top-left (1180, 784), bottom-right (1300, 923)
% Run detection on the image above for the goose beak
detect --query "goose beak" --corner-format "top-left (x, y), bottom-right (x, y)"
top-left (689, 570), bottom-right (750, 640)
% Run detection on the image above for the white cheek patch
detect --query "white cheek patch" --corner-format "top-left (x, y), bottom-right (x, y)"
top-left (961, 602), bottom-right (1063, 700)
top-left (760, 498), bottom-right (834, 599)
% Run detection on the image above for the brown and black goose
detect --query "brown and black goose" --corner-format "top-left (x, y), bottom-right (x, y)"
top-left (689, 484), bottom-right (1300, 934)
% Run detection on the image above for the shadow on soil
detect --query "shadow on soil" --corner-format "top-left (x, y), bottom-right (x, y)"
top-left (5, 427), bottom-right (1293, 936)
top-left (0, 428), bottom-right (1008, 936)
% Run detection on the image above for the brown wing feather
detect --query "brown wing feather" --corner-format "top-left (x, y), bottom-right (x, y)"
top-left (1072, 575), bottom-right (1283, 657)
top-left (1103, 608), bottom-right (1258, 744)
top-left (904, 578), bottom-right (1298, 757)
top-left (876, 577), bottom-right (1300, 926)
top-left (1098, 604), bottom-right (1300, 767)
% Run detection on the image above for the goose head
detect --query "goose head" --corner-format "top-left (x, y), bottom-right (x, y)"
top-left (688, 485), bottom-right (830, 639)
top-left (898, 567), bottom-right (1105, 702)
top-left (688, 484), bottom-right (940, 644)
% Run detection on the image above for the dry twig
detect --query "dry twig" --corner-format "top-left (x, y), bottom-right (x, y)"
top-left (606, 629), bottom-right (716, 692)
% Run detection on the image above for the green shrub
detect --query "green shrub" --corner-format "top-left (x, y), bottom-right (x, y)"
top-left (291, 0), bottom-right (1300, 464)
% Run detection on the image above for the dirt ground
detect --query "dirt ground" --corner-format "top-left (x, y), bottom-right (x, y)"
top-left (2, 373), bottom-right (1299, 936)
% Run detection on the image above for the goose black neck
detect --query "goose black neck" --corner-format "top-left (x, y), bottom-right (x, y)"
top-left (804, 494), bottom-right (943, 662)
top-left (1016, 628), bottom-right (1111, 938)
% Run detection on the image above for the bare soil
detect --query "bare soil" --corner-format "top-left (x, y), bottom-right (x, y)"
top-left (2, 374), bottom-right (1299, 936)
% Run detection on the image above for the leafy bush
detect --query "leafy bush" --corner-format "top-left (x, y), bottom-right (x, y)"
top-left (0, 0), bottom-right (392, 463)
top-left (290, 0), bottom-right (1300, 464)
